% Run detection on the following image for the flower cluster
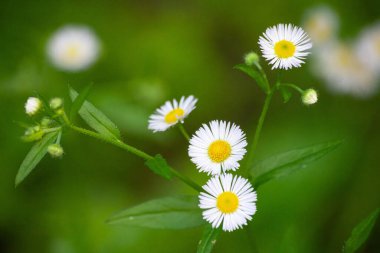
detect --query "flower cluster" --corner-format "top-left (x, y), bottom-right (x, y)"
top-left (148, 98), bottom-right (255, 232)
top-left (22, 96), bottom-right (64, 157)
top-left (18, 23), bottom-right (316, 244)
top-left (147, 23), bottom-right (315, 232)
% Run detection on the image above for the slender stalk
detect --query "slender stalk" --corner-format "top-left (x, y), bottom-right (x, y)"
top-left (244, 91), bottom-right (274, 173)
top-left (67, 124), bottom-right (202, 192)
top-left (178, 123), bottom-right (190, 141)
top-left (281, 83), bottom-right (304, 94)
top-left (69, 125), bottom-right (153, 160)
top-left (170, 169), bottom-right (203, 192)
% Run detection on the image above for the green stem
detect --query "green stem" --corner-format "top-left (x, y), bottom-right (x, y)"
top-left (281, 83), bottom-right (304, 94)
top-left (170, 169), bottom-right (203, 192)
top-left (178, 123), bottom-right (190, 141)
top-left (244, 90), bottom-right (274, 173)
top-left (69, 125), bottom-right (153, 160)
top-left (67, 124), bottom-right (202, 192)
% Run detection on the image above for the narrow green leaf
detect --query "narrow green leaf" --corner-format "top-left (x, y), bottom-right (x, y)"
top-left (251, 140), bottom-right (342, 188)
top-left (15, 131), bottom-right (59, 186)
top-left (343, 208), bottom-right (380, 253)
top-left (197, 225), bottom-right (220, 253)
top-left (145, 154), bottom-right (173, 180)
top-left (69, 88), bottom-right (121, 139)
top-left (279, 86), bottom-right (292, 103)
top-left (69, 84), bottom-right (93, 120)
top-left (234, 63), bottom-right (270, 93)
top-left (107, 195), bottom-right (205, 229)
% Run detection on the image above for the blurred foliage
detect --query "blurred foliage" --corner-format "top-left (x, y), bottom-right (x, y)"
top-left (0, 0), bottom-right (379, 252)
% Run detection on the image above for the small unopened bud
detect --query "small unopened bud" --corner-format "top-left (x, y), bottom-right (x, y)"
top-left (50, 97), bottom-right (63, 110)
top-left (22, 126), bottom-right (44, 142)
top-left (244, 52), bottom-right (259, 66)
top-left (302, 89), bottom-right (318, 105)
top-left (47, 144), bottom-right (64, 158)
top-left (41, 117), bottom-right (53, 127)
top-left (25, 97), bottom-right (42, 116)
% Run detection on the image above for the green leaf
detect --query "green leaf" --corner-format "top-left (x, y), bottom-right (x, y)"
top-left (69, 83), bottom-right (93, 120)
top-left (279, 86), bottom-right (292, 103)
top-left (107, 195), bottom-right (205, 229)
top-left (234, 63), bottom-right (270, 94)
top-left (343, 208), bottom-right (380, 253)
top-left (69, 88), bottom-right (121, 139)
top-left (145, 154), bottom-right (174, 180)
top-left (15, 131), bottom-right (59, 186)
top-left (251, 140), bottom-right (342, 188)
top-left (197, 225), bottom-right (220, 253)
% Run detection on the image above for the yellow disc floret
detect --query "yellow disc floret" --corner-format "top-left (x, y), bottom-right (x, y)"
top-left (274, 40), bottom-right (296, 58)
top-left (66, 44), bottom-right (80, 60)
top-left (164, 108), bottom-right (184, 124)
top-left (217, 191), bottom-right (239, 214)
top-left (208, 140), bottom-right (231, 163)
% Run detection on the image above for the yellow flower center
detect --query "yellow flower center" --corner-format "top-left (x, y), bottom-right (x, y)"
top-left (208, 140), bottom-right (231, 163)
top-left (274, 40), bottom-right (296, 58)
top-left (66, 44), bottom-right (80, 60)
top-left (217, 191), bottom-right (239, 214)
top-left (164, 108), bottom-right (184, 124)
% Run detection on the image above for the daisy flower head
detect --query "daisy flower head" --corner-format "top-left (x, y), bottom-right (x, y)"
top-left (199, 173), bottom-right (257, 232)
top-left (25, 97), bottom-right (42, 116)
top-left (148, 95), bottom-right (197, 132)
top-left (188, 120), bottom-right (247, 175)
top-left (259, 23), bottom-right (312, 70)
top-left (315, 41), bottom-right (378, 98)
top-left (47, 25), bottom-right (100, 72)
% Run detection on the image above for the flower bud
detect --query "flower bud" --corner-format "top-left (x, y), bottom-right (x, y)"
top-left (41, 117), bottom-right (53, 127)
top-left (50, 97), bottom-right (63, 110)
top-left (302, 89), bottom-right (318, 105)
top-left (22, 126), bottom-right (44, 142)
top-left (25, 97), bottom-right (42, 116)
top-left (47, 144), bottom-right (64, 158)
top-left (244, 52), bottom-right (259, 66)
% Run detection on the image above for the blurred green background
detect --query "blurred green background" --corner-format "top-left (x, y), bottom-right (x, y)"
top-left (0, 0), bottom-right (379, 252)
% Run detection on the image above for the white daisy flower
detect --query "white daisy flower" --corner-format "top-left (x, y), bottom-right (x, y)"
top-left (188, 120), bottom-right (247, 175)
top-left (25, 97), bottom-right (42, 116)
top-left (47, 25), bottom-right (100, 72)
top-left (303, 6), bottom-right (339, 46)
top-left (356, 22), bottom-right (380, 74)
top-left (199, 174), bottom-right (257, 232)
top-left (259, 23), bottom-right (312, 70)
top-left (148, 95), bottom-right (197, 132)
top-left (315, 41), bottom-right (378, 98)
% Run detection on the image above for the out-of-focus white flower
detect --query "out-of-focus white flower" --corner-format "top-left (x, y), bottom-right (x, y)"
top-left (47, 25), bottom-right (100, 72)
top-left (25, 97), bottom-right (42, 116)
top-left (199, 174), bottom-right (257, 232)
top-left (356, 22), bottom-right (380, 74)
top-left (259, 23), bottom-right (312, 70)
top-left (148, 96), bottom-right (197, 132)
top-left (188, 120), bottom-right (247, 175)
top-left (302, 89), bottom-right (318, 105)
top-left (314, 42), bottom-right (378, 98)
top-left (303, 6), bottom-right (339, 46)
